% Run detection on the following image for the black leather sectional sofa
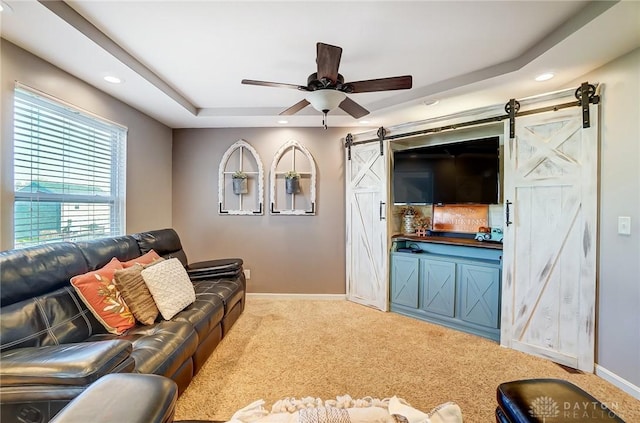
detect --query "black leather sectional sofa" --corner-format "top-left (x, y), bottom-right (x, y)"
top-left (0, 228), bottom-right (245, 423)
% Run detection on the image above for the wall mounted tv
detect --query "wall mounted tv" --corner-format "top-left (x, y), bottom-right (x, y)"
top-left (393, 137), bottom-right (500, 205)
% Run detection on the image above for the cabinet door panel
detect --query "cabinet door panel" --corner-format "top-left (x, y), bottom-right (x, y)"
top-left (459, 264), bottom-right (500, 328)
top-left (420, 259), bottom-right (456, 317)
top-left (390, 256), bottom-right (419, 308)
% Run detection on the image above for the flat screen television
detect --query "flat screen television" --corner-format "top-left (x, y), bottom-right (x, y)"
top-left (393, 137), bottom-right (499, 204)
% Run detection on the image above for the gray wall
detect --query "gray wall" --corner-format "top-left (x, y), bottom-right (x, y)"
top-left (172, 127), bottom-right (353, 294)
top-left (572, 48), bottom-right (639, 389)
top-left (0, 40), bottom-right (173, 249)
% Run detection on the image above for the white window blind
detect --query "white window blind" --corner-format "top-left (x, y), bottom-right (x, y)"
top-left (13, 86), bottom-right (127, 248)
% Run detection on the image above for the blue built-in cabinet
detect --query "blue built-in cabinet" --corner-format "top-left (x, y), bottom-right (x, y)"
top-left (421, 258), bottom-right (456, 317)
top-left (390, 238), bottom-right (502, 341)
top-left (390, 255), bottom-right (419, 308)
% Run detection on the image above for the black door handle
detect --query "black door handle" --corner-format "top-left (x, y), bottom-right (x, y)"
top-left (505, 200), bottom-right (513, 226)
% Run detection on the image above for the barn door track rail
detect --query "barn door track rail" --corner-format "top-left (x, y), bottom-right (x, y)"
top-left (345, 81), bottom-right (600, 158)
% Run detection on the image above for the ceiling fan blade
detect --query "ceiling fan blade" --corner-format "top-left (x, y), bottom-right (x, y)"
top-left (339, 97), bottom-right (369, 119)
top-left (345, 75), bottom-right (413, 93)
top-left (316, 42), bottom-right (342, 83)
top-left (279, 99), bottom-right (310, 115)
top-left (241, 79), bottom-right (308, 91)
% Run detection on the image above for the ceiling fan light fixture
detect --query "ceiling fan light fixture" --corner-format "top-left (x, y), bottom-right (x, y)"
top-left (242, 42), bottom-right (410, 127)
top-left (305, 89), bottom-right (346, 114)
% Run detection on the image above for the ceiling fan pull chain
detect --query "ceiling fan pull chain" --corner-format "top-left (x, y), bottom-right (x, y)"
top-left (322, 111), bottom-right (328, 130)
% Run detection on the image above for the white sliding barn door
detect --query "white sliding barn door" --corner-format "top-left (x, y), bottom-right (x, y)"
top-left (346, 142), bottom-right (389, 311)
top-left (501, 105), bottom-right (598, 372)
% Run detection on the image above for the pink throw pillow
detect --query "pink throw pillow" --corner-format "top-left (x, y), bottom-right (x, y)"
top-left (70, 257), bottom-right (135, 335)
top-left (122, 250), bottom-right (161, 268)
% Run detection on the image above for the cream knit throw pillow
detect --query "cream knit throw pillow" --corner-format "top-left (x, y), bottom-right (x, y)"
top-left (141, 257), bottom-right (196, 320)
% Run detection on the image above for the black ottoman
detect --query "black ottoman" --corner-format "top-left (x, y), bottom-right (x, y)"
top-left (496, 379), bottom-right (624, 422)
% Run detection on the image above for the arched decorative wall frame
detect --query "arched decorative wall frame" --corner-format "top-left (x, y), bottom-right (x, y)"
top-left (270, 139), bottom-right (317, 215)
top-left (218, 139), bottom-right (264, 215)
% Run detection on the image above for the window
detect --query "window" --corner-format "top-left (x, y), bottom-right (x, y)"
top-left (13, 86), bottom-right (126, 248)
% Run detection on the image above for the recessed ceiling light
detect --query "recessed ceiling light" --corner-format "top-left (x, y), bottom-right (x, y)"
top-left (359, 120), bottom-right (371, 125)
top-left (535, 72), bottom-right (555, 82)
top-left (423, 99), bottom-right (439, 107)
top-left (277, 119), bottom-right (288, 124)
top-left (103, 75), bottom-right (122, 84)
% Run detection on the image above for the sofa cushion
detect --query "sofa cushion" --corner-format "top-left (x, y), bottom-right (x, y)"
top-left (172, 282), bottom-right (225, 340)
top-left (86, 321), bottom-right (198, 378)
top-left (71, 258), bottom-right (136, 335)
top-left (114, 264), bottom-right (160, 325)
top-left (0, 340), bottom-right (134, 386)
top-left (197, 279), bottom-right (244, 315)
top-left (0, 242), bottom-right (88, 307)
top-left (141, 258), bottom-right (196, 320)
top-left (75, 236), bottom-right (141, 271)
top-left (133, 229), bottom-right (188, 266)
top-left (122, 250), bottom-right (161, 268)
top-left (0, 286), bottom-right (107, 352)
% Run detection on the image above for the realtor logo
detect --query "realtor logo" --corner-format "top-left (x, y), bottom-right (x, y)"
top-left (529, 396), bottom-right (560, 421)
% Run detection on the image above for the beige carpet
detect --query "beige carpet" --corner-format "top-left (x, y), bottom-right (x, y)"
top-left (175, 298), bottom-right (640, 422)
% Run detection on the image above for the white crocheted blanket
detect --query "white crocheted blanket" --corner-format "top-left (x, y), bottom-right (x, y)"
top-left (226, 395), bottom-right (462, 423)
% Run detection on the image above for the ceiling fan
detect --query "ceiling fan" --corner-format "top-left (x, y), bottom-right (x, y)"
top-left (241, 42), bottom-right (412, 128)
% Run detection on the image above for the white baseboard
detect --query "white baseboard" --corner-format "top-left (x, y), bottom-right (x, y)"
top-left (596, 364), bottom-right (640, 400)
top-left (247, 293), bottom-right (346, 300)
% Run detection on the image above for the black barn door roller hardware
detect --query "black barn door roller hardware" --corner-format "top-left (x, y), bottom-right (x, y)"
top-left (345, 82), bottom-right (599, 148)
top-left (506, 81), bottom-right (599, 138)
top-left (576, 82), bottom-right (599, 129)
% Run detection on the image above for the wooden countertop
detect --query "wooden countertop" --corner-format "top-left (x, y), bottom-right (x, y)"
top-left (392, 234), bottom-right (503, 250)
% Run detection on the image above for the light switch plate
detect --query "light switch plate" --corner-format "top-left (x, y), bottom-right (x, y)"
top-left (618, 216), bottom-right (631, 235)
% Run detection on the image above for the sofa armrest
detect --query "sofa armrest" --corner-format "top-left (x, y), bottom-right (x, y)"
top-left (49, 374), bottom-right (177, 423)
top-left (186, 258), bottom-right (244, 281)
top-left (0, 340), bottom-right (134, 388)
top-left (0, 341), bottom-right (136, 423)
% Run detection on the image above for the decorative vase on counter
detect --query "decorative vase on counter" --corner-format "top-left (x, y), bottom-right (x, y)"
top-left (403, 213), bottom-right (415, 234)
